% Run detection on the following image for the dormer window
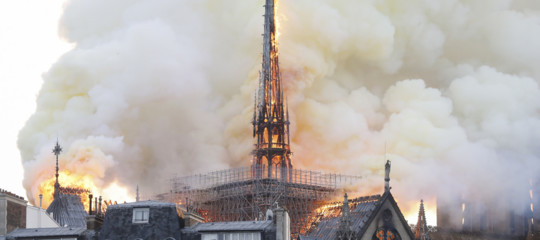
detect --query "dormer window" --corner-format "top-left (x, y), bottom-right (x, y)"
top-left (133, 208), bottom-right (149, 223)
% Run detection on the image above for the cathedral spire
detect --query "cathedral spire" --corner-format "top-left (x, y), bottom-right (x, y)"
top-left (52, 140), bottom-right (63, 199)
top-left (415, 199), bottom-right (431, 240)
top-left (252, 0), bottom-right (292, 181)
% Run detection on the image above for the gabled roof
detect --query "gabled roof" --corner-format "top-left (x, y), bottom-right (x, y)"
top-left (300, 195), bottom-right (381, 240)
top-left (6, 227), bottom-right (86, 238)
top-left (193, 220), bottom-right (275, 232)
top-left (46, 194), bottom-right (87, 228)
top-left (357, 192), bottom-right (415, 238)
top-left (300, 192), bottom-right (415, 240)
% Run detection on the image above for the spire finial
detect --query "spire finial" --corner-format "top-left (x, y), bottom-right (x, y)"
top-left (384, 160), bottom-right (391, 192)
top-left (52, 140), bottom-right (63, 199)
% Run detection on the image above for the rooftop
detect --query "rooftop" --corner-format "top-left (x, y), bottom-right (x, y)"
top-left (0, 188), bottom-right (26, 201)
top-left (193, 220), bottom-right (275, 232)
top-left (46, 194), bottom-right (87, 227)
top-left (6, 227), bottom-right (86, 238)
top-left (301, 194), bottom-right (382, 240)
top-left (107, 200), bottom-right (176, 209)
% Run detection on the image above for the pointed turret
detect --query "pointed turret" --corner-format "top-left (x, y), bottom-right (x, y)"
top-left (415, 199), bottom-right (431, 240)
top-left (337, 193), bottom-right (357, 240)
top-left (251, 0), bottom-right (292, 181)
top-left (52, 140), bottom-right (63, 199)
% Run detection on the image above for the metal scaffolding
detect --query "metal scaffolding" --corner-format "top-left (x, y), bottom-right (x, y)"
top-left (158, 166), bottom-right (362, 237)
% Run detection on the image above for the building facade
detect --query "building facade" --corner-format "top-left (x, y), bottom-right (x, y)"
top-left (0, 189), bottom-right (27, 236)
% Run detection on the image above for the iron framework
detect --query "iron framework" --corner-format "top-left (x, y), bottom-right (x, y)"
top-left (158, 166), bottom-right (362, 237)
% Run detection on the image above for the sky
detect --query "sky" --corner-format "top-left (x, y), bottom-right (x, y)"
top-left (0, 0), bottom-right (72, 198)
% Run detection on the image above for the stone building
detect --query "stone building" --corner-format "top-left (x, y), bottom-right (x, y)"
top-left (0, 189), bottom-right (26, 236)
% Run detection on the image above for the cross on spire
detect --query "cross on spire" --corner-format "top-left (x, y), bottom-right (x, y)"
top-left (52, 140), bottom-right (63, 199)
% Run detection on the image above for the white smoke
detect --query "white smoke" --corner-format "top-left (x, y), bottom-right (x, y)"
top-left (18, 0), bottom-right (540, 224)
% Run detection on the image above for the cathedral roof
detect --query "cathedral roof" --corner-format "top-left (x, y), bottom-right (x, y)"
top-left (300, 194), bottom-right (381, 240)
top-left (300, 192), bottom-right (414, 240)
top-left (46, 194), bottom-right (88, 228)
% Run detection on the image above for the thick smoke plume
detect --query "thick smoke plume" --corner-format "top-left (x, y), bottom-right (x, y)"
top-left (19, 0), bottom-right (540, 223)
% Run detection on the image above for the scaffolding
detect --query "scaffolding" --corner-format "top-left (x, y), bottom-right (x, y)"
top-left (158, 166), bottom-right (362, 237)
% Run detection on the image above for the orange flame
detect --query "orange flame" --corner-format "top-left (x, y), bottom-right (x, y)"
top-left (38, 170), bottom-right (134, 211)
top-left (38, 170), bottom-right (99, 210)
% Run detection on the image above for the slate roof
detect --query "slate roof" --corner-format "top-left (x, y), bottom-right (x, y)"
top-left (6, 227), bottom-right (86, 238)
top-left (99, 200), bottom-right (183, 240)
top-left (300, 194), bottom-right (381, 240)
top-left (46, 194), bottom-right (88, 228)
top-left (193, 220), bottom-right (275, 232)
top-left (106, 200), bottom-right (175, 209)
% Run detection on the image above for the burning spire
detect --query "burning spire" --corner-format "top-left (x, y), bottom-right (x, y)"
top-left (52, 140), bottom-right (62, 199)
top-left (415, 199), bottom-right (431, 240)
top-left (251, 0), bottom-right (292, 181)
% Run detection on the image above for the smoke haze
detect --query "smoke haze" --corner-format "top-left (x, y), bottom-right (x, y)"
top-left (18, 0), bottom-right (540, 223)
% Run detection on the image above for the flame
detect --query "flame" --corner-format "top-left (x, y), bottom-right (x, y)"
top-left (315, 202), bottom-right (341, 216)
top-left (38, 170), bottom-right (134, 210)
top-left (38, 170), bottom-right (99, 209)
top-left (102, 181), bottom-right (135, 203)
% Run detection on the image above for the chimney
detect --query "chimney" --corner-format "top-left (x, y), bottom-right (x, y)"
top-left (86, 215), bottom-right (104, 231)
top-left (183, 211), bottom-right (204, 227)
top-left (89, 194), bottom-right (93, 215)
top-left (38, 193), bottom-right (43, 228)
top-left (98, 196), bottom-right (102, 215)
top-left (274, 207), bottom-right (291, 240)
